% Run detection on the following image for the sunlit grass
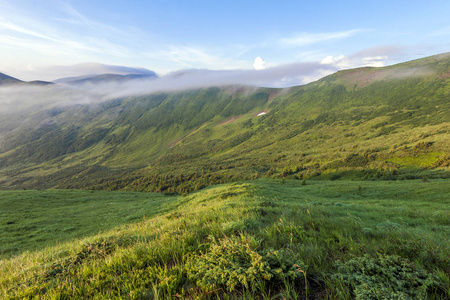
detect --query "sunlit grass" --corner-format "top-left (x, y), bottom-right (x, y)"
top-left (1, 180), bottom-right (448, 299)
top-left (387, 152), bottom-right (443, 167)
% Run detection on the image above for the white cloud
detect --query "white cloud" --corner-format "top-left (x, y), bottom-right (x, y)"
top-left (0, 60), bottom-right (336, 112)
top-left (0, 18), bottom-right (54, 40)
top-left (320, 55), bottom-right (349, 68)
top-left (253, 56), bottom-right (266, 70)
top-left (361, 56), bottom-right (388, 67)
top-left (320, 52), bottom-right (389, 69)
top-left (299, 69), bottom-right (336, 85)
top-left (0, 5), bottom-right (135, 80)
top-left (280, 29), bottom-right (361, 46)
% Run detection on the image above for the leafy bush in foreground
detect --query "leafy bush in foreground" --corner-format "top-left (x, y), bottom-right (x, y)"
top-left (331, 254), bottom-right (444, 299)
top-left (188, 235), bottom-right (307, 293)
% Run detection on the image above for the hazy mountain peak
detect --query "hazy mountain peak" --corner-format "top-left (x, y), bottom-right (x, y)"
top-left (66, 63), bottom-right (157, 76)
top-left (51, 63), bottom-right (158, 83)
top-left (56, 73), bottom-right (158, 85)
top-left (0, 72), bottom-right (53, 87)
top-left (8, 63), bottom-right (158, 82)
top-left (0, 72), bottom-right (22, 85)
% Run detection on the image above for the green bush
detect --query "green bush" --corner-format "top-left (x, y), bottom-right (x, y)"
top-left (331, 254), bottom-right (444, 299)
top-left (188, 235), bottom-right (270, 292)
top-left (187, 235), bottom-right (307, 293)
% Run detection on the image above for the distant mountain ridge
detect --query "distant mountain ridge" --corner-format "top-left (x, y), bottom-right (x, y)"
top-left (0, 72), bottom-right (22, 85)
top-left (56, 73), bottom-right (158, 85)
top-left (48, 62), bottom-right (157, 82)
top-left (0, 72), bottom-right (53, 86)
top-left (0, 63), bottom-right (158, 86)
top-left (65, 62), bottom-right (157, 76)
top-left (0, 53), bottom-right (448, 191)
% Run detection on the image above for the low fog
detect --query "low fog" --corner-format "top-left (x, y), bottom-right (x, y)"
top-left (0, 57), bottom-right (437, 115)
top-left (0, 61), bottom-right (337, 114)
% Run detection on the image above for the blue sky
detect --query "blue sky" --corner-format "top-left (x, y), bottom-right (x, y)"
top-left (0, 0), bottom-right (449, 81)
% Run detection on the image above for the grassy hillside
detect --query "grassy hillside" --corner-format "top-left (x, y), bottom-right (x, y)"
top-left (1, 180), bottom-right (448, 299)
top-left (0, 53), bottom-right (449, 191)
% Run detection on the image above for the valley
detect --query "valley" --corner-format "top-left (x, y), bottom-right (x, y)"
top-left (0, 53), bottom-right (449, 299)
top-left (0, 53), bottom-right (449, 193)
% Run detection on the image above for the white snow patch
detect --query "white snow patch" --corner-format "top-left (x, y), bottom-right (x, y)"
top-left (257, 112), bottom-right (267, 116)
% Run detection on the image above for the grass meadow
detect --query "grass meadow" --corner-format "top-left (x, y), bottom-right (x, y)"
top-left (1, 179), bottom-right (449, 299)
top-left (0, 190), bottom-right (179, 257)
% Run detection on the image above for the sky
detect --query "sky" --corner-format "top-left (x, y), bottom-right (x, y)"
top-left (0, 0), bottom-right (449, 84)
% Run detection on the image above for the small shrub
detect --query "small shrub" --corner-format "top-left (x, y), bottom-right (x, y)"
top-left (331, 254), bottom-right (444, 299)
top-left (187, 235), bottom-right (271, 292)
top-left (263, 248), bottom-right (307, 284)
top-left (187, 235), bottom-right (307, 293)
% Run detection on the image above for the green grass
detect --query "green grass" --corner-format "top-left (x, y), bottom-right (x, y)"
top-left (387, 152), bottom-right (443, 167)
top-left (1, 179), bottom-right (448, 299)
top-left (0, 190), bottom-right (179, 257)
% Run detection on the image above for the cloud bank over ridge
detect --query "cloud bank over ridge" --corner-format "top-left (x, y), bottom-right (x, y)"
top-left (0, 46), bottom-right (431, 115)
top-left (0, 59), bottom-right (335, 114)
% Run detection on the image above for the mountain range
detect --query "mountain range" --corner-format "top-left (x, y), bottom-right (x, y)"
top-left (0, 63), bottom-right (158, 87)
top-left (0, 72), bottom-right (53, 86)
top-left (0, 53), bottom-right (448, 191)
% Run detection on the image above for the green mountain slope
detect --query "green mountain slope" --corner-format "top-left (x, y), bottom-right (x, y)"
top-left (0, 53), bottom-right (449, 191)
